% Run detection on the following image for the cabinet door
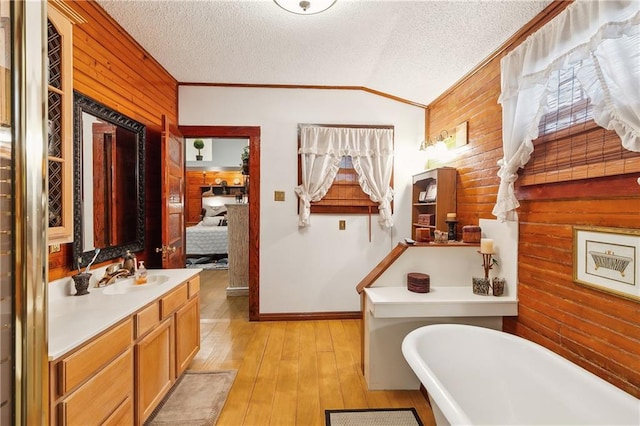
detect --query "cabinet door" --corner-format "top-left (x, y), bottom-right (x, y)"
top-left (135, 317), bottom-right (175, 424)
top-left (175, 295), bottom-right (200, 376)
top-left (58, 348), bottom-right (133, 426)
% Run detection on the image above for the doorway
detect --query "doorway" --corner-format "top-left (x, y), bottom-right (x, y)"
top-left (179, 126), bottom-right (260, 320)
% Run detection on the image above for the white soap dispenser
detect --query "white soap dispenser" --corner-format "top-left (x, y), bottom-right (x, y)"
top-left (135, 260), bottom-right (147, 284)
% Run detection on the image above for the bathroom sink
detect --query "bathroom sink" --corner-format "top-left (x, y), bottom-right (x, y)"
top-left (102, 274), bottom-right (169, 295)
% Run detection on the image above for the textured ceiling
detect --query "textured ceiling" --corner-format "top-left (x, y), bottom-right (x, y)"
top-left (96, 0), bottom-right (552, 106)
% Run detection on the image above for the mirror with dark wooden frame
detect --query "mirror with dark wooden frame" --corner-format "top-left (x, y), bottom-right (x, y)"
top-left (72, 91), bottom-right (145, 268)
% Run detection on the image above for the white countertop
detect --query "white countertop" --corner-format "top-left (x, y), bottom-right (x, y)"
top-left (364, 286), bottom-right (518, 318)
top-left (48, 268), bottom-right (201, 360)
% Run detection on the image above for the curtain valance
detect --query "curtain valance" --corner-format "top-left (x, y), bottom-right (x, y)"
top-left (294, 125), bottom-right (394, 227)
top-left (493, 0), bottom-right (640, 221)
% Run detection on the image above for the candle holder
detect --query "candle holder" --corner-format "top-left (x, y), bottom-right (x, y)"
top-left (473, 250), bottom-right (501, 296)
top-left (445, 220), bottom-right (458, 241)
top-left (481, 252), bottom-right (495, 279)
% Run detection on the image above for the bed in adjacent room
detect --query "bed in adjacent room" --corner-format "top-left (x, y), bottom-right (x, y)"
top-left (185, 201), bottom-right (228, 257)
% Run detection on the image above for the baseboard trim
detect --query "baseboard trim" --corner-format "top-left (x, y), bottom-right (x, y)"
top-left (226, 286), bottom-right (249, 297)
top-left (257, 311), bottom-right (362, 321)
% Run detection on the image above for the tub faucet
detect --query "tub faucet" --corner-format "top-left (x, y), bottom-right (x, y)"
top-left (97, 263), bottom-right (132, 287)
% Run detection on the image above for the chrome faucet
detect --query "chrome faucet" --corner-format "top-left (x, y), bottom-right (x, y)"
top-left (96, 263), bottom-right (132, 287)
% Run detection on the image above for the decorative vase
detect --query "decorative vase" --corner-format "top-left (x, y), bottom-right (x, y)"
top-left (72, 272), bottom-right (92, 296)
top-left (242, 158), bottom-right (249, 175)
top-left (492, 277), bottom-right (505, 296)
top-left (472, 277), bottom-right (490, 295)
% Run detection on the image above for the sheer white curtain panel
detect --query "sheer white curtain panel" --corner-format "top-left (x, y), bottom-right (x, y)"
top-left (294, 125), bottom-right (394, 227)
top-left (493, 0), bottom-right (640, 221)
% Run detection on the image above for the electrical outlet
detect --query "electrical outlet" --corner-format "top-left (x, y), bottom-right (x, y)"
top-left (339, 220), bottom-right (346, 230)
top-left (274, 191), bottom-right (285, 202)
top-left (50, 244), bottom-right (61, 253)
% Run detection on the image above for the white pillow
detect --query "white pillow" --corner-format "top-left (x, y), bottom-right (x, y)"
top-left (202, 216), bottom-right (223, 226)
top-left (205, 205), bottom-right (227, 217)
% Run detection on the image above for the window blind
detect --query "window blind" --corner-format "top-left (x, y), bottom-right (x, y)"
top-left (519, 63), bottom-right (640, 186)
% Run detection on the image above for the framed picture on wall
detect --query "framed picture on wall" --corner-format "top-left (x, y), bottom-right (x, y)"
top-left (573, 226), bottom-right (640, 302)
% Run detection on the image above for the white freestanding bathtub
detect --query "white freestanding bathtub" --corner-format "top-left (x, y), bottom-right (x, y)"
top-left (402, 324), bottom-right (640, 426)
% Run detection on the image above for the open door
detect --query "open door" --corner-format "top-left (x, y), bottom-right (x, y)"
top-left (158, 115), bottom-right (186, 268)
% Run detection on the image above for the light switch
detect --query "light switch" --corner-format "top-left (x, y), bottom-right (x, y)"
top-left (339, 220), bottom-right (346, 230)
top-left (274, 191), bottom-right (285, 201)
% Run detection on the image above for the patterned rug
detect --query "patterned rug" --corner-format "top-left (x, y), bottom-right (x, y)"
top-left (186, 262), bottom-right (228, 270)
top-left (186, 257), bottom-right (228, 270)
top-left (325, 408), bottom-right (423, 426)
top-left (145, 370), bottom-right (236, 425)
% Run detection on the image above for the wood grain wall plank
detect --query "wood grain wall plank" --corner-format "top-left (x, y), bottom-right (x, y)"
top-left (425, 1), bottom-right (640, 398)
top-left (48, 0), bottom-right (178, 280)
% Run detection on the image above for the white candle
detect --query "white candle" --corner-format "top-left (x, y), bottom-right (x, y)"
top-left (446, 212), bottom-right (456, 221)
top-left (480, 238), bottom-right (494, 254)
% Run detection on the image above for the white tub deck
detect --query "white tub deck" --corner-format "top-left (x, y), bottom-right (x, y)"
top-left (363, 219), bottom-right (518, 390)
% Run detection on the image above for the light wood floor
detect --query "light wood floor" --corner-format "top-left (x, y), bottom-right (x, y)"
top-left (189, 270), bottom-right (436, 426)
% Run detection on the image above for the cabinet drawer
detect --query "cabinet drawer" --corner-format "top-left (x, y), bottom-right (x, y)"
top-left (188, 275), bottom-right (200, 298)
top-left (101, 394), bottom-right (133, 426)
top-left (59, 348), bottom-right (133, 426)
top-left (57, 318), bottom-right (132, 395)
top-left (135, 302), bottom-right (160, 338)
top-left (160, 283), bottom-right (188, 319)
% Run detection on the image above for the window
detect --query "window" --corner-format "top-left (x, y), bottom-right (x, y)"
top-left (307, 156), bottom-right (381, 214)
top-left (519, 62), bottom-right (640, 186)
top-left (295, 124), bottom-right (395, 227)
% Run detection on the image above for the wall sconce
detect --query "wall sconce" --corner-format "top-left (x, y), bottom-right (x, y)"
top-left (419, 130), bottom-right (454, 158)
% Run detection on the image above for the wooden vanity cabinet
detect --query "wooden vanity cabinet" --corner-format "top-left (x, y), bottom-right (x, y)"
top-left (50, 319), bottom-right (134, 426)
top-left (50, 274), bottom-right (201, 426)
top-left (135, 316), bottom-right (174, 424)
top-left (136, 276), bottom-right (201, 424)
top-left (175, 295), bottom-right (200, 376)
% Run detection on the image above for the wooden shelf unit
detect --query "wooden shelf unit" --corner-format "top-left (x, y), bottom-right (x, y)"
top-left (411, 167), bottom-right (456, 240)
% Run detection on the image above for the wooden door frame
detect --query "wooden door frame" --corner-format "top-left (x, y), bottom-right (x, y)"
top-left (179, 126), bottom-right (260, 320)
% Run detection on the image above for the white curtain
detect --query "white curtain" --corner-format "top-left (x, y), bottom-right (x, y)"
top-left (294, 125), bottom-right (394, 227)
top-left (493, 0), bottom-right (640, 221)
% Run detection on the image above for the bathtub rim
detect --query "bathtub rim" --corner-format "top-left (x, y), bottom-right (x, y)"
top-left (401, 323), bottom-right (640, 426)
top-left (402, 325), bottom-right (473, 426)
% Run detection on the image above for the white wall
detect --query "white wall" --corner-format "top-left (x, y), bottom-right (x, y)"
top-left (179, 86), bottom-right (426, 314)
top-left (185, 137), bottom-right (248, 168)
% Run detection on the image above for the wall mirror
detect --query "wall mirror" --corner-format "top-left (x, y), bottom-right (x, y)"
top-left (72, 91), bottom-right (145, 267)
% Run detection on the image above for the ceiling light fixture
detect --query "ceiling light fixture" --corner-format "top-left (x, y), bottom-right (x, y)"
top-left (274, 0), bottom-right (337, 15)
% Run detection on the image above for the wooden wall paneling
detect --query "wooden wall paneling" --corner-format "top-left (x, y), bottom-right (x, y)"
top-left (49, 0), bottom-right (178, 279)
top-left (425, 0), bottom-right (639, 398)
top-left (72, 30), bottom-right (175, 115)
top-left (68, 1), bottom-right (175, 107)
top-left (72, 36), bottom-right (174, 123)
